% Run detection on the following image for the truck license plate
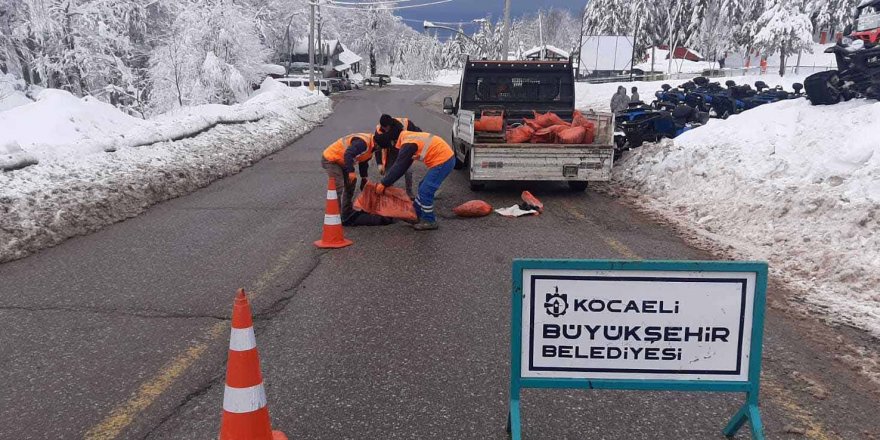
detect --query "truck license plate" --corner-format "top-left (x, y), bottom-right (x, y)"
top-left (563, 165), bottom-right (579, 178)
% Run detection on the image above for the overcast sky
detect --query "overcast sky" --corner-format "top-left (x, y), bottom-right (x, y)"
top-left (392, 0), bottom-right (583, 32)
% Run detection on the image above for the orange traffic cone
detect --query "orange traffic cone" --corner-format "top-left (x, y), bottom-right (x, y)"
top-left (314, 177), bottom-right (353, 249)
top-left (219, 289), bottom-right (287, 440)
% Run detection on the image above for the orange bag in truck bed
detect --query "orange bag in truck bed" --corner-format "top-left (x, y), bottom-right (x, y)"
top-left (571, 110), bottom-right (596, 144)
top-left (474, 115), bottom-right (504, 132)
top-left (530, 124), bottom-right (568, 143)
top-left (532, 111), bottom-right (569, 128)
top-left (557, 126), bottom-right (586, 144)
top-left (506, 125), bottom-right (534, 143)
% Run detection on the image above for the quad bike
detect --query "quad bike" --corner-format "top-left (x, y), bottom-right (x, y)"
top-left (805, 0), bottom-right (880, 104)
top-left (652, 84), bottom-right (688, 111)
top-left (616, 103), bottom-right (709, 152)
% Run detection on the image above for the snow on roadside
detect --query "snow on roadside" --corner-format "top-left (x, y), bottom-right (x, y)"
top-left (0, 78), bottom-right (332, 263)
top-left (390, 69), bottom-right (461, 87)
top-left (603, 95), bottom-right (880, 336)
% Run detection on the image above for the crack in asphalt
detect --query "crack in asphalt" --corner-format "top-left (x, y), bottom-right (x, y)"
top-left (139, 372), bottom-right (226, 440)
top-left (0, 305), bottom-right (229, 321)
top-left (139, 251), bottom-right (326, 439)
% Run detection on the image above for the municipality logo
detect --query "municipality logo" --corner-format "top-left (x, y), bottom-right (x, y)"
top-left (544, 288), bottom-right (568, 317)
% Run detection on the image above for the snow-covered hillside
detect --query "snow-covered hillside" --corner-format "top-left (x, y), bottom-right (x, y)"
top-left (0, 79), bottom-right (332, 263)
top-left (578, 79), bottom-right (880, 336)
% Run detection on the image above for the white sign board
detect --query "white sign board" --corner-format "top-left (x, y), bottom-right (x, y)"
top-left (521, 269), bottom-right (756, 382)
top-left (579, 35), bottom-right (634, 72)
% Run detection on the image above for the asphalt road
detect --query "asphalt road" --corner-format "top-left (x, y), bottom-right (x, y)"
top-left (1, 85), bottom-right (878, 440)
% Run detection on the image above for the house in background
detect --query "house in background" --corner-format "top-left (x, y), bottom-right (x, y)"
top-left (285, 39), bottom-right (361, 78)
top-left (522, 45), bottom-right (570, 61)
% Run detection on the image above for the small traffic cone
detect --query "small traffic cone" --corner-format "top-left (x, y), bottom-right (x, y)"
top-left (314, 177), bottom-right (353, 249)
top-left (219, 289), bottom-right (287, 440)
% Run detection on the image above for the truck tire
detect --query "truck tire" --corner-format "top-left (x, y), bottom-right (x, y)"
top-left (568, 181), bottom-right (589, 192)
top-left (805, 70), bottom-right (842, 105)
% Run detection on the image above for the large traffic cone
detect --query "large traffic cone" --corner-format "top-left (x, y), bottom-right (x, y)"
top-left (314, 177), bottom-right (353, 249)
top-left (219, 289), bottom-right (287, 440)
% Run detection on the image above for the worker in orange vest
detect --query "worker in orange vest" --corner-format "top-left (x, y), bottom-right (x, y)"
top-left (377, 131), bottom-right (455, 231)
top-left (321, 132), bottom-right (376, 223)
top-left (375, 114), bottom-right (421, 198)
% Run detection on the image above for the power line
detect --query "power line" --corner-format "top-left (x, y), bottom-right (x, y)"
top-left (323, 0), bottom-right (453, 10)
top-left (401, 17), bottom-right (478, 26)
top-left (327, 0), bottom-right (417, 5)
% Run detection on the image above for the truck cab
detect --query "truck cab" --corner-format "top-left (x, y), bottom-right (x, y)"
top-left (443, 60), bottom-right (614, 191)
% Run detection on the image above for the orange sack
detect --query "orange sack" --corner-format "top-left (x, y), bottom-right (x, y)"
top-left (572, 110), bottom-right (597, 144)
top-left (522, 117), bottom-right (543, 131)
top-left (474, 115), bottom-right (504, 132)
top-left (557, 126), bottom-right (586, 144)
top-left (530, 127), bottom-right (556, 143)
top-left (533, 111), bottom-right (569, 128)
top-left (521, 191), bottom-right (544, 213)
top-left (452, 200), bottom-right (493, 217)
top-left (506, 125), bottom-right (534, 143)
top-left (355, 182), bottom-right (418, 222)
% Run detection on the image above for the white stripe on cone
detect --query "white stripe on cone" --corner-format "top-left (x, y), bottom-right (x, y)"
top-left (222, 384), bottom-right (268, 414)
top-left (228, 327), bottom-right (257, 352)
top-left (327, 190), bottom-right (338, 200)
top-left (324, 214), bottom-right (341, 225)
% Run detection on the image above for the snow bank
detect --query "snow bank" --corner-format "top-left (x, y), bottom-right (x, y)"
top-left (575, 74), bottom-right (808, 112)
top-left (390, 69), bottom-right (461, 87)
top-left (610, 99), bottom-right (880, 336)
top-left (0, 73), bottom-right (33, 112)
top-left (0, 78), bottom-right (321, 166)
top-left (0, 78), bottom-right (331, 262)
top-left (635, 48), bottom-right (719, 74)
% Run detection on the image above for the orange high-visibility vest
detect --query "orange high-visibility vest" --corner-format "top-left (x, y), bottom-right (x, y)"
top-left (323, 133), bottom-right (375, 165)
top-left (375, 117), bottom-right (410, 135)
top-left (395, 131), bottom-right (454, 168)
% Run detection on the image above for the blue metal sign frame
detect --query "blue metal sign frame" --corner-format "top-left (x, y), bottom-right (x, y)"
top-left (508, 259), bottom-right (768, 440)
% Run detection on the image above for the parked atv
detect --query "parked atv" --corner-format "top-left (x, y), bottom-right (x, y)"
top-left (652, 84), bottom-right (688, 111)
top-left (616, 103), bottom-right (709, 151)
top-left (805, 1), bottom-right (880, 104)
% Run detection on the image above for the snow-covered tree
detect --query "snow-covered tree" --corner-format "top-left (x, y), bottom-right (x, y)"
top-left (148, 0), bottom-right (269, 112)
top-left (753, 0), bottom-right (814, 76)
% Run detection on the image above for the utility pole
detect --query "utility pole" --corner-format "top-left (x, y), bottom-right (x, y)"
top-left (317, 3), bottom-right (323, 76)
top-left (501, 0), bottom-right (511, 60)
top-left (538, 11), bottom-right (544, 59)
top-left (630, 16), bottom-right (639, 81)
top-left (309, 0), bottom-right (315, 90)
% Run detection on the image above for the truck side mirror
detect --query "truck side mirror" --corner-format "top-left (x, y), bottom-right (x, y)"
top-left (442, 96), bottom-right (455, 114)
top-left (843, 24), bottom-right (853, 37)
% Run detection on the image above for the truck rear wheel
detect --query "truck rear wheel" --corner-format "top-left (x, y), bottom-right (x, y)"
top-left (568, 181), bottom-right (589, 192)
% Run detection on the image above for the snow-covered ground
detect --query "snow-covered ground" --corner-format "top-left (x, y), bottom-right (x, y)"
top-left (390, 69), bottom-right (461, 87)
top-left (0, 78), bottom-right (332, 262)
top-left (576, 77), bottom-right (880, 336)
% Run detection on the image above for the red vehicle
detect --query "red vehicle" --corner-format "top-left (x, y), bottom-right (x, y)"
top-left (854, 0), bottom-right (880, 43)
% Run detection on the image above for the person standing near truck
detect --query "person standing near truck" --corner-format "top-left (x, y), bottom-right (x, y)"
top-left (376, 131), bottom-right (455, 231)
top-left (610, 86), bottom-right (630, 113)
top-left (375, 114), bottom-right (421, 198)
top-left (630, 86), bottom-right (640, 103)
top-left (321, 133), bottom-right (376, 223)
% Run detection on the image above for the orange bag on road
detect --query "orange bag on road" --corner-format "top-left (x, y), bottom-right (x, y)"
top-left (355, 182), bottom-right (417, 222)
top-left (521, 191), bottom-right (544, 213)
top-left (557, 126), bottom-right (586, 144)
top-left (506, 125), bottom-right (534, 143)
top-left (533, 111), bottom-right (569, 128)
top-left (474, 115), bottom-right (503, 132)
top-left (452, 200), bottom-right (493, 218)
